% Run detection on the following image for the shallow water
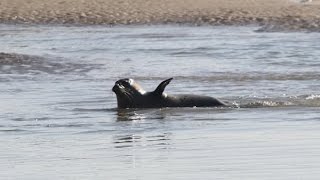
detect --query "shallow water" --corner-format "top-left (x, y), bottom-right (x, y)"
top-left (1, 24), bottom-right (320, 179)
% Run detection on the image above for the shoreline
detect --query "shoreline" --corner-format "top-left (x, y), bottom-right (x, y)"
top-left (1, 0), bottom-right (320, 31)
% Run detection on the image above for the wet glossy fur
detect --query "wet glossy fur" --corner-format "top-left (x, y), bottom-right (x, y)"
top-left (112, 78), bottom-right (226, 109)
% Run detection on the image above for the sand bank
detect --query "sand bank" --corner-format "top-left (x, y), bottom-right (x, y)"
top-left (1, 0), bottom-right (320, 30)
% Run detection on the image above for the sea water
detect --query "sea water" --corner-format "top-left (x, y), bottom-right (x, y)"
top-left (1, 25), bottom-right (320, 179)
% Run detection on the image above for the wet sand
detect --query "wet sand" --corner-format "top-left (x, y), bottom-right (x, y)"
top-left (1, 0), bottom-right (320, 30)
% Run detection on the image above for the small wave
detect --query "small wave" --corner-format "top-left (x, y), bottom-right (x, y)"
top-left (114, 33), bottom-right (189, 39)
top-left (72, 108), bottom-right (113, 112)
top-left (76, 129), bottom-right (117, 134)
top-left (240, 100), bottom-right (293, 108)
top-left (0, 128), bottom-right (29, 133)
top-left (306, 94), bottom-right (320, 100)
top-left (45, 123), bottom-right (94, 128)
top-left (0, 52), bottom-right (100, 76)
top-left (237, 94), bottom-right (320, 108)
top-left (10, 116), bottom-right (67, 122)
top-left (302, 94), bottom-right (320, 107)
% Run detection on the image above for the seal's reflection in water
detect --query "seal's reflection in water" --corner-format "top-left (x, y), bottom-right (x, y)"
top-left (116, 108), bottom-right (166, 121)
top-left (112, 133), bottom-right (172, 170)
top-left (113, 107), bottom-right (232, 149)
top-left (113, 133), bottom-right (171, 149)
top-left (114, 109), bottom-right (171, 149)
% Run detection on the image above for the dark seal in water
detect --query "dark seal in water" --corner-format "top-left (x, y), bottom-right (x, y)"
top-left (112, 78), bottom-right (226, 108)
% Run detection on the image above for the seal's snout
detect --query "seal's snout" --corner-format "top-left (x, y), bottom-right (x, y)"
top-left (112, 84), bottom-right (118, 92)
top-left (112, 82), bottom-right (121, 93)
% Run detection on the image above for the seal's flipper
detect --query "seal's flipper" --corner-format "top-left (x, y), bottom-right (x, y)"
top-left (153, 78), bottom-right (173, 96)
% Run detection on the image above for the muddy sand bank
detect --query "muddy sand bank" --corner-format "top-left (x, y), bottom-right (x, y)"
top-left (1, 0), bottom-right (320, 31)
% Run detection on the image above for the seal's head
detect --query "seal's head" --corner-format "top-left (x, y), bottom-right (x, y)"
top-left (113, 78), bottom-right (173, 109)
top-left (112, 78), bottom-right (146, 108)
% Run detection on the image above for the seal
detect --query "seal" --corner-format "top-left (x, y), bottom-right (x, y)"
top-left (112, 78), bottom-right (226, 109)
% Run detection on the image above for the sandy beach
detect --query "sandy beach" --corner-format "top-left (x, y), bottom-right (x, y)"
top-left (1, 0), bottom-right (320, 30)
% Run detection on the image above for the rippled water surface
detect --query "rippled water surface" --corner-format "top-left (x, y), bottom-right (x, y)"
top-left (1, 25), bottom-right (320, 179)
